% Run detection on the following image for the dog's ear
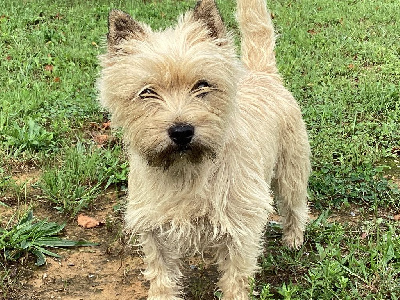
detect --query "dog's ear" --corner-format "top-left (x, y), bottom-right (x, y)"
top-left (107, 9), bottom-right (147, 51)
top-left (193, 0), bottom-right (226, 40)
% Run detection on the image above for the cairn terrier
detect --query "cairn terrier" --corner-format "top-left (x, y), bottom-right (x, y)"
top-left (98, 0), bottom-right (311, 298)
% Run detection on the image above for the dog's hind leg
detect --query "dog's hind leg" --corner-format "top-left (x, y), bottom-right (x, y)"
top-left (273, 121), bottom-right (311, 249)
top-left (140, 232), bottom-right (183, 300)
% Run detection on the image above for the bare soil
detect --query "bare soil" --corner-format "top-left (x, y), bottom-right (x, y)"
top-left (1, 190), bottom-right (145, 300)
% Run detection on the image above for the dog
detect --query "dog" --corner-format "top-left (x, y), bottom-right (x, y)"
top-left (98, 0), bottom-right (311, 298)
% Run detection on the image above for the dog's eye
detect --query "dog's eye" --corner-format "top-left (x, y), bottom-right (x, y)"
top-left (192, 80), bottom-right (212, 97)
top-left (194, 80), bottom-right (211, 90)
top-left (139, 87), bottom-right (158, 99)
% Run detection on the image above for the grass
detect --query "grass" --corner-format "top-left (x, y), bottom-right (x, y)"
top-left (0, 0), bottom-right (399, 299)
top-left (39, 142), bottom-right (128, 215)
top-left (255, 213), bottom-right (400, 299)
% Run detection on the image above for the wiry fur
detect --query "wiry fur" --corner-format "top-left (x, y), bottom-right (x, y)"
top-left (98, 0), bottom-right (311, 299)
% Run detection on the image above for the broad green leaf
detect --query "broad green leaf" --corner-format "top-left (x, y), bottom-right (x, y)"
top-left (20, 240), bottom-right (32, 249)
top-left (40, 222), bottom-right (65, 236)
top-left (18, 210), bottom-right (34, 226)
top-left (35, 238), bottom-right (97, 248)
top-left (34, 246), bottom-right (61, 259)
top-left (32, 249), bottom-right (46, 266)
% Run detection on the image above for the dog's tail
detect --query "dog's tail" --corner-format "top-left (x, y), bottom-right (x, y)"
top-left (236, 0), bottom-right (278, 74)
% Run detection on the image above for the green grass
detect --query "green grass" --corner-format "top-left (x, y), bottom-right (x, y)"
top-left (0, 0), bottom-right (399, 299)
top-left (39, 142), bottom-right (128, 215)
top-left (255, 213), bottom-right (400, 299)
top-left (270, 0), bottom-right (400, 210)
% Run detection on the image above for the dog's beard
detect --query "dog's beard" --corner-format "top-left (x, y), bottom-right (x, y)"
top-left (144, 142), bottom-right (217, 170)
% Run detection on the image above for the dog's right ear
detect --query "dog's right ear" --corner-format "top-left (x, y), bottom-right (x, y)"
top-left (107, 10), bottom-right (147, 52)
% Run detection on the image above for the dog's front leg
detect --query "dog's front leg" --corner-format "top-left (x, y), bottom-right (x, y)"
top-left (140, 232), bottom-right (183, 300)
top-left (215, 234), bottom-right (260, 300)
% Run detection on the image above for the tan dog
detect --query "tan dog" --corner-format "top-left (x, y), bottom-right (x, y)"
top-left (98, 0), bottom-right (310, 298)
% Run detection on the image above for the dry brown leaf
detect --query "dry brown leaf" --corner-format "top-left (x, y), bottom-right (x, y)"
top-left (393, 214), bottom-right (400, 221)
top-left (77, 214), bottom-right (101, 228)
top-left (93, 134), bottom-right (109, 147)
top-left (45, 64), bottom-right (53, 72)
top-left (307, 29), bottom-right (318, 35)
top-left (101, 121), bottom-right (111, 130)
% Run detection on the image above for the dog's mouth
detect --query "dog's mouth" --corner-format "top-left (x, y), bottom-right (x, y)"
top-left (144, 142), bottom-right (216, 170)
top-left (176, 144), bottom-right (193, 153)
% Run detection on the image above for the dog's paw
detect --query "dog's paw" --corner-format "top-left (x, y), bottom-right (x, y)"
top-left (282, 230), bottom-right (304, 249)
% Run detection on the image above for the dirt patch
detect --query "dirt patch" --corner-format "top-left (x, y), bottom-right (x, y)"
top-left (27, 248), bottom-right (147, 300)
top-left (2, 192), bottom-right (149, 300)
top-left (12, 169), bottom-right (41, 187)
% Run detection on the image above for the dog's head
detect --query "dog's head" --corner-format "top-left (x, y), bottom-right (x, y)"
top-left (99, 0), bottom-right (240, 169)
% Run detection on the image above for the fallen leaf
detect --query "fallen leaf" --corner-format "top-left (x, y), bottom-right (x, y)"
top-left (393, 214), bottom-right (400, 221)
top-left (53, 77), bottom-right (60, 82)
top-left (93, 134), bottom-right (109, 146)
top-left (6, 55), bottom-right (12, 61)
top-left (44, 64), bottom-right (53, 72)
top-left (307, 29), bottom-right (318, 35)
top-left (77, 214), bottom-right (101, 228)
top-left (348, 64), bottom-right (354, 69)
top-left (360, 232), bottom-right (368, 239)
top-left (89, 122), bottom-right (101, 130)
top-left (101, 121), bottom-right (111, 130)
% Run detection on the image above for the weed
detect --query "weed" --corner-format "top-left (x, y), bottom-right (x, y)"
top-left (250, 278), bottom-right (274, 300)
top-left (5, 118), bottom-right (54, 155)
top-left (310, 163), bottom-right (399, 209)
top-left (0, 168), bottom-right (12, 198)
top-left (277, 282), bottom-right (299, 300)
top-left (0, 210), bottom-right (96, 266)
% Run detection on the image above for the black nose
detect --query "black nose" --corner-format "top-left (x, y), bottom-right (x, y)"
top-left (168, 124), bottom-right (195, 146)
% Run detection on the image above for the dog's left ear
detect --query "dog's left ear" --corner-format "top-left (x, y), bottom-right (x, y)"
top-left (193, 0), bottom-right (226, 40)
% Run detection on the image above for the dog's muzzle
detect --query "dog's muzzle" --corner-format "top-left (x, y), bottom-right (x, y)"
top-left (144, 123), bottom-right (216, 169)
top-left (168, 123), bottom-right (195, 147)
